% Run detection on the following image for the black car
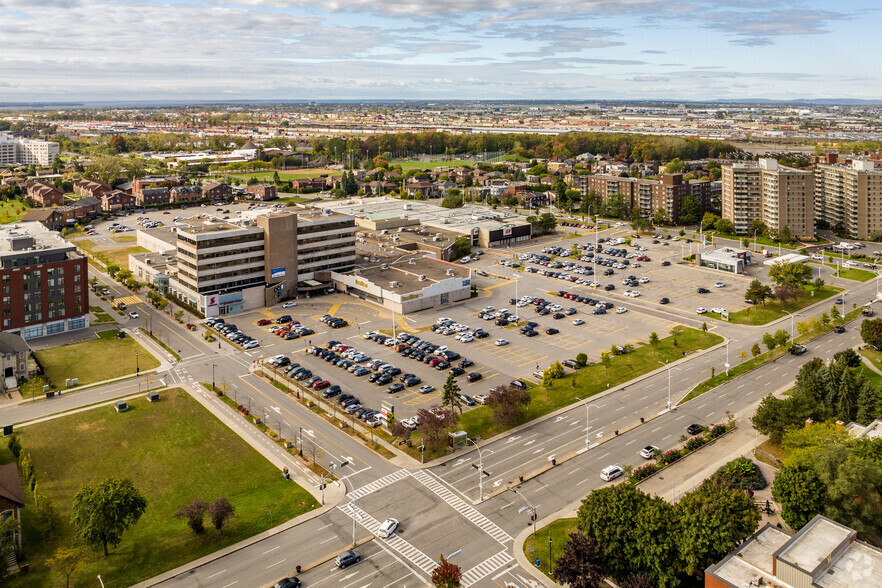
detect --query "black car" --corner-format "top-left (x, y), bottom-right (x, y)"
top-left (323, 385), bottom-right (342, 398)
top-left (659, 297), bottom-right (670, 304)
top-left (833, 325), bottom-right (845, 333)
top-left (272, 577), bottom-right (301, 588)
top-left (604, 284), bottom-right (615, 291)
top-left (537, 308), bottom-right (550, 316)
top-left (524, 329), bottom-right (539, 337)
top-left (383, 367), bottom-right (402, 376)
top-left (276, 315), bottom-right (292, 324)
top-left (459, 394), bottom-right (476, 406)
top-left (404, 376), bottom-right (421, 387)
top-left (687, 423), bottom-right (703, 436)
top-left (387, 383), bottom-right (404, 394)
top-left (603, 269), bottom-right (614, 276)
top-left (466, 372), bottom-right (483, 382)
top-left (450, 366), bottom-right (466, 376)
top-left (661, 261), bottom-right (671, 266)
top-left (511, 379), bottom-right (528, 390)
top-left (368, 372), bottom-right (383, 383)
top-left (697, 287), bottom-right (710, 294)
top-left (337, 394), bottom-right (354, 405)
top-left (376, 374), bottom-right (393, 385)
top-left (435, 361), bottom-right (451, 370)
top-left (546, 328), bottom-right (559, 335)
top-left (459, 358), bottom-right (474, 368)
top-left (789, 344), bottom-right (808, 356)
top-left (525, 321), bottom-right (539, 328)
top-left (553, 313), bottom-right (565, 320)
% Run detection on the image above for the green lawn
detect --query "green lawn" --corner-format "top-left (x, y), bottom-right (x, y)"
top-left (33, 329), bottom-right (159, 387)
top-left (229, 171), bottom-right (341, 182)
top-left (808, 261), bottom-right (876, 282)
top-left (523, 517), bottom-right (579, 579)
top-left (456, 327), bottom-right (722, 440)
top-left (9, 389), bottom-right (319, 588)
top-left (109, 234), bottom-right (137, 244)
top-left (703, 232), bottom-right (801, 250)
top-left (861, 365), bottom-right (882, 390)
top-left (276, 196), bottom-right (315, 205)
top-left (89, 305), bottom-right (117, 326)
top-left (397, 159), bottom-right (473, 171)
top-left (0, 198), bottom-right (31, 223)
top-left (74, 239), bottom-right (149, 268)
top-left (727, 285), bottom-right (842, 326)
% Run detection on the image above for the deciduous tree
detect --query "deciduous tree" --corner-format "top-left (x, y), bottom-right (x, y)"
top-left (70, 477), bottom-right (147, 556)
top-left (46, 546), bottom-right (88, 588)
top-left (769, 261), bottom-right (813, 289)
top-left (175, 499), bottom-right (207, 534)
top-left (487, 385), bottom-right (531, 426)
top-left (552, 533), bottom-right (605, 588)
top-left (861, 318), bottom-right (882, 349)
top-left (208, 497), bottom-right (235, 533)
top-left (431, 554), bottom-right (462, 588)
top-left (745, 280), bottom-right (773, 306)
top-left (773, 458), bottom-right (828, 530)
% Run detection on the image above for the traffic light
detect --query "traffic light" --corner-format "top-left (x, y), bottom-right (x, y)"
top-left (472, 464), bottom-right (491, 476)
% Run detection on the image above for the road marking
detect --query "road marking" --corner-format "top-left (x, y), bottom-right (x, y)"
top-left (266, 558), bottom-right (286, 568)
top-left (206, 569), bottom-right (226, 579)
top-left (320, 536), bottom-right (336, 545)
top-left (262, 545), bottom-right (280, 554)
top-left (651, 426), bottom-right (662, 433)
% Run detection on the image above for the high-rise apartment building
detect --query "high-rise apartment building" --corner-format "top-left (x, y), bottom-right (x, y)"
top-left (0, 222), bottom-right (89, 339)
top-left (814, 155), bottom-right (882, 239)
top-left (721, 159), bottom-right (814, 238)
top-left (573, 173), bottom-right (710, 223)
top-left (0, 134), bottom-right (59, 167)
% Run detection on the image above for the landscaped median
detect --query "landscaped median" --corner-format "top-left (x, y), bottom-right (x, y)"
top-left (681, 306), bottom-right (865, 404)
top-left (808, 261), bottom-right (876, 282)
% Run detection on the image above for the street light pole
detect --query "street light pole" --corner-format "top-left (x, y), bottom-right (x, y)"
top-left (136, 352), bottom-right (139, 376)
top-left (510, 487), bottom-right (537, 537)
top-left (575, 397), bottom-right (598, 444)
top-left (212, 363), bottom-right (216, 391)
top-left (467, 437), bottom-right (486, 501)
top-left (754, 228), bottom-right (760, 252)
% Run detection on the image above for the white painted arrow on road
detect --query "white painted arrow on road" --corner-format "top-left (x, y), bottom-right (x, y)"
top-left (493, 480), bottom-right (502, 487)
top-left (505, 436), bottom-right (522, 444)
top-left (340, 572), bottom-right (358, 581)
top-left (303, 429), bottom-right (315, 437)
top-left (271, 406), bottom-right (281, 414)
top-left (454, 458), bottom-right (468, 466)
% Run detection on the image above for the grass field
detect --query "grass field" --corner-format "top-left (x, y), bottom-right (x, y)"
top-left (454, 327), bottom-right (722, 441)
top-left (523, 517), bottom-right (579, 578)
top-left (74, 239), bottom-right (149, 267)
top-left (861, 365), bottom-right (882, 390)
top-left (33, 329), bottom-right (159, 387)
top-left (109, 235), bottom-right (137, 244)
top-left (276, 196), bottom-right (315, 205)
top-left (0, 198), bottom-right (31, 223)
top-left (228, 170), bottom-right (341, 182)
top-left (705, 232), bottom-right (801, 250)
top-left (9, 389), bottom-right (318, 588)
top-left (396, 159), bottom-right (472, 171)
top-left (726, 285), bottom-right (842, 326)
top-left (808, 261), bottom-right (876, 282)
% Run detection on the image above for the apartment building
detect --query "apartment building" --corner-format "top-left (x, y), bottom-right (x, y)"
top-left (814, 155), bottom-right (882, 239)
top-left (721, 163), bottom-right (762, 234)
top-left (574, 173), bottom-right (710, 223)
top-left (24, 182), bottom-right (65, 208)
top-left (0, 134), bottom-right (59, 167)
top-left (244, 184), bottom-right (276, 201)
top-left (72, 179), bottom-right (112, 200)
top-left (165, 208), bottom-right (355, 316)
top-left (0, 222), bottom-right (89, 339)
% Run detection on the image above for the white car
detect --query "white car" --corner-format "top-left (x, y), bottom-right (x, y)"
top-left (460, 257), bottom-right (471, 263)
top-left (714, 282), bottom-right (725, 288)
top-left (696, 308), bottom-right (708, 314)
top-left (436, 346), bottom-right (449, 353)
top-left (474, 394), bottom-right (488, 405)
top-left (129, 311), bottom-right (140, 319)
top-left (282, 301), bottom-right (297, 308)
top-left (363, 331), bottom-right (377, 339)
top-left (627, 291), bottom-right (641, 298)
top-left (436, 317), bottom-right (453, 324)
top-left (460, 335), bottom-right (474, 343)
top-left (639, 445), bottom-right (659, 459)
top-left (600, 465), bottom-right (624, 481)
top-left (495, 338), bottom-right (509, 346)
top-left (482, 305), bottom-right (494, 313)
top-left (419, 384), bottom-right (435, 394)
top-left (711, 307), bottom-right (726, 315)
top-left (243, 340), bottom-right (260, 349)
top-left (638, 277), bottom-right (650, 284)
top-left (378, 518), bottom-right (399, 538)
top-left (616, 307), bottom-right (628, 314)
top-left (572, 319), bottom-right (585, 326)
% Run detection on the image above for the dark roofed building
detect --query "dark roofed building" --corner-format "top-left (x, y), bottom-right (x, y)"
top-left (0, 331), bottom-right (29, 394)
top-left (0, 463), bottom-right (25, 550)
top-left (20, 209), bottom-right (63, 230)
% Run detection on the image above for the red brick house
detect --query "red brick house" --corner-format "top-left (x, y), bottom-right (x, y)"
top-left (136, 187), bottom-right (170, 206)
top-left (244, 184), bottom-right (277, 201)
top-left (0, 463), bottom-right (25, 550)
top-left (101, 190), bottom-right (136, 211)
top-left (169, 185), bottom-right (202, 203)
top-left (72, 179), bottom-right (112, 199)
top-left (291, 177), bottom-right (328, 191)
top-left (132, 176), bottom-right (181, 196)
top-left (25, 182), bottom-right (64, 207)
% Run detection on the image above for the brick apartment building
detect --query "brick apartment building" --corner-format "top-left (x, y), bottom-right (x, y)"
top-left (0, 222), bottom-right (89, 339)
top-left (291, 177), bottom-right (328, 191)
top-left (131, 176), bottom-right (181, 196)
top-left (574, 173), bottom-right (710, 223)
top-left (202, 181), bottom-right (232, 200)
top-left (72, 179), bottom-right (113, 200)
top-left (24, 182), bottom-right (64, 207)
top-left (136, 187), bottom-right (171, 207)
top-left (101, 190), bottom-right (137, 211)
top-left (170, 185), bottom-right (203, 203)
top-left (244, 184), bottom-right (277, 201)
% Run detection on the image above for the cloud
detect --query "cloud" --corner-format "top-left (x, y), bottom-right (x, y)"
top-left (642, 50), bottom-right (666, 54)
top-left (396, 42), bottom-right (479, 54)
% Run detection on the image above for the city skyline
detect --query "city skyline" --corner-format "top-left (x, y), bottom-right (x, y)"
top-left (1, 0), bottom-right (879, 102)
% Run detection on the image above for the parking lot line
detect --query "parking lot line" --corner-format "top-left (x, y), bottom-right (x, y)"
top-left (482, 280), bottom-right (513, 291)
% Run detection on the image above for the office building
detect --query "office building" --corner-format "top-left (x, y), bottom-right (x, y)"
top-left (814, 155), bottom-right (882, 239)
top-left (0, 134), bottom-right (59, 167)
top-left (0, 222), bottom-right (89, 339)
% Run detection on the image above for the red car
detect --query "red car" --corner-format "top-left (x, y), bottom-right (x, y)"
top-left (257, 319), bottom-right (272, 326)
top-left (312, 380), bottom-right (330, 390)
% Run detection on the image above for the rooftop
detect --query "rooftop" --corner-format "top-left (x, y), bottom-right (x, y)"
top-left (348, 255), bottom-right (469, 293)
top-left (776, 516), bottom-right (853, 574)
top-left (709, 525), bottom-right (791, 587)
top-left (0, 221), bottom-right (76, 254)
top-left (815, 541), bottom-right (882, 588)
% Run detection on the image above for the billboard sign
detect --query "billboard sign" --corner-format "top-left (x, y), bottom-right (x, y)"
top-left (271, 267), bottom-right (286, 278)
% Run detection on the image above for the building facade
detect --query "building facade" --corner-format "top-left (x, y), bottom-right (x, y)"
top-left (0, 223), bottom-right (89, 339)
top-left (0, 134), bottom-right (59, 167)
top-left (814, 156), bottom-right (882, 239)
top-left (244, 184), bottom-right (277, 201)
top-left (721, 163), bottom-right (762, 234)
top-left (573, 173), bottom-right (710, 224)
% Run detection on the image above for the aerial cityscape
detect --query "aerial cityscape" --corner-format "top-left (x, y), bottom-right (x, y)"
top-left (0, 1), bottom-right (881, 588)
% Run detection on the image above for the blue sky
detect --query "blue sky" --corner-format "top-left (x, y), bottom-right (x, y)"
top-left (0, 0), bottom-right (877, 101)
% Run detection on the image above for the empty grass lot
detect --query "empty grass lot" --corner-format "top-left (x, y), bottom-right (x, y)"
top-left (33, 329), bottom-right (159, 386)
top-left (109, 234), bottom-right (137, 243)
top-left (397, 159), bottom-right (473, 171)
top-left (74, 239), bottom-right (149, 268)
top-left (726, 285), bottom-right (842, 326)
top-left (523, 517), bottom-right (579, 579)
top-left (0, 198), bottom-right (31, 223)
top-left (456, 327), bottom-right (722, 441)
top-left (10, 390), bottom-right (319, 588)
top-left (228, 169), bottom-right (341, 182)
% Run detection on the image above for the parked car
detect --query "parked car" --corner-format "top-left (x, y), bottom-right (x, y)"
top-left (466, 372), bottom-right (483, 382)
top-left (639, 445), bottom-right (659, 459)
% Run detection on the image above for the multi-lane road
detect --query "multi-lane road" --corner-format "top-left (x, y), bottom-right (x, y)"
top-left (9, 234), bottom-right (879, 588)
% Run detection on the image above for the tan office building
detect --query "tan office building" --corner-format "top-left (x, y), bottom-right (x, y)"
top-left (814, 157), bottom-right (882, 239)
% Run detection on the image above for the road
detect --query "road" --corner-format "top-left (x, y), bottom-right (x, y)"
top-left (16, 244), bottom-right (878, 588)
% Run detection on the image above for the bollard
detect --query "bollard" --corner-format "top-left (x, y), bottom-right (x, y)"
top-left (614, 429), bottom-right (619, 435)
top-left (519, 474), bottom-right (524, 482)
top-left (551, 458), bottom-right (556, 466)
top-left (296, 565), bottom-right (301, 574)
top-left (640, 417), bottom-right (645, 423)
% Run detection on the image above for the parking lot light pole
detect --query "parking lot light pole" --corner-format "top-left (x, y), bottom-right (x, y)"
top-left (657, 361), bottom-right (680, 410)
top-left (212, 363), bottom-right (216, 391)
top-left (510, 487), bottom-right (537, 537)
top-left (467, 437), bottom-right (487, 501)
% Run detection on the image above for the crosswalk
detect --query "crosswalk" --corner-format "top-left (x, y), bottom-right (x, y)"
top-left (337, 503), bottom-right (438, 575)
top-left (461, 549), bottom-right (516, 586)
top-left (115, 294), bottom-right (142, 306)
top-left (411, 470), bottom-right (512, 545)
top-left (344, 468), bottom-right (411, 502)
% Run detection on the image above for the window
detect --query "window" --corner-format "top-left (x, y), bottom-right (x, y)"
top-left (46, 321), bottom-right (64, 335)
top-left (68, 316), bottom-right (86, 330)
top-left (1, 319), bottom-right (8, 327)
top-left (22, 325), bottom-right (43, 339)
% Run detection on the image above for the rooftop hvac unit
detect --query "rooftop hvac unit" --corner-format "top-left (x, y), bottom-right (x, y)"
top-left (398, 227), bottom-right (405, 232)
top-left (446, 269), bottom-right (454, 276)
top-left (145, 259), bottom-right (152, 264)
top-left (409, 258), bottom-right (415, 264)
top-left (432, 236), bottom-right (441, 242)
top-left (389, 281), bottom-right (399, 288)
top-left (418, 275), bottom-right (427, 281)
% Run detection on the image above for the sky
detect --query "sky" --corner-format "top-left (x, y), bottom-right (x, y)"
top-left (0, 0), bottom-right (878, 102)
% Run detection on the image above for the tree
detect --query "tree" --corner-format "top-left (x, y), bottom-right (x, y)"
top-left (648, 331), bottom-right (659, 350)
top-left (441, 373), bottom-right (462, 414)
top-left (745, 280), bottom-right (772, 306)
top-left (577, 484), bottom-right (650, 579)
top-left (700, 212), bottom-right (720, 232)
top-left (546, 361), bottom-right (564, 380)
top-left (813, 446), bottom-right (882, 536)
top-left (552, 533), bottom-right (605, 588)
top-left (208, 497), bottom-right (235, 533)
top-left (773, 328), bottom-right (791, 347)
top-left (0, 516), bottom-right (20, 574)
top-left (751, 343), bottom-right (761, 358)
top-left (451, 236), bottom-right (470, 260)
top-left (664, 158), bottom-right (687, 173)
top-left (440, 193), bottom-right (464, 208)
top-left (431, 554), bottom-right (462, 588)
top-left (780, 225), bottom-right (792, 244)
top-left (861, 318), bottom-right (882, 349)
top-left (715, 218), bottom-right (735, 235)
top-left (70, 477), bottom-right (148, 556)
top-left (675, 478), bottom-right (760, 576)
top-left (751, 393), bottom-right (818, 444)
top-left (773, 285), bottom-right (801, 304)
top-left (175, 498), bottom-right (207, 534)
top-left (487, 385), bottom-right (531, 426)
top-left (653, 208), bottom-right (669, 225)
top-left (768, 261), bottom-right (813, 289)
top-left (89, 155), bottom-right (123, 186)
top-left (620, 573), bottom-right (655, 588)
top-left (46, 546), bottom-right (88, 588)
top-left (762, 332), bottom-right (778, 352)
top-left (830, 304), bottom-right (841, 322)
top-left (575, 352), bottom-right (588, 367)
top-left (772, 458), bottom-right (827, 530)
top-left (678, 194), bottom-right (701, 226)
top-left (416, 406), bottom-right (458, 449)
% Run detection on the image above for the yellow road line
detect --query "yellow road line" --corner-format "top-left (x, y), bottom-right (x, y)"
top-left (482, 280), bottom-right (513, 291)
top-left (328, 303), bottom-right (342, 316)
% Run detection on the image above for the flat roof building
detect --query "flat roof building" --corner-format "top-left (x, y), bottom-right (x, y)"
top-left (697, 247), bottom-right (752, 274)
top-left (0, 134), bottom-right (59, 167)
